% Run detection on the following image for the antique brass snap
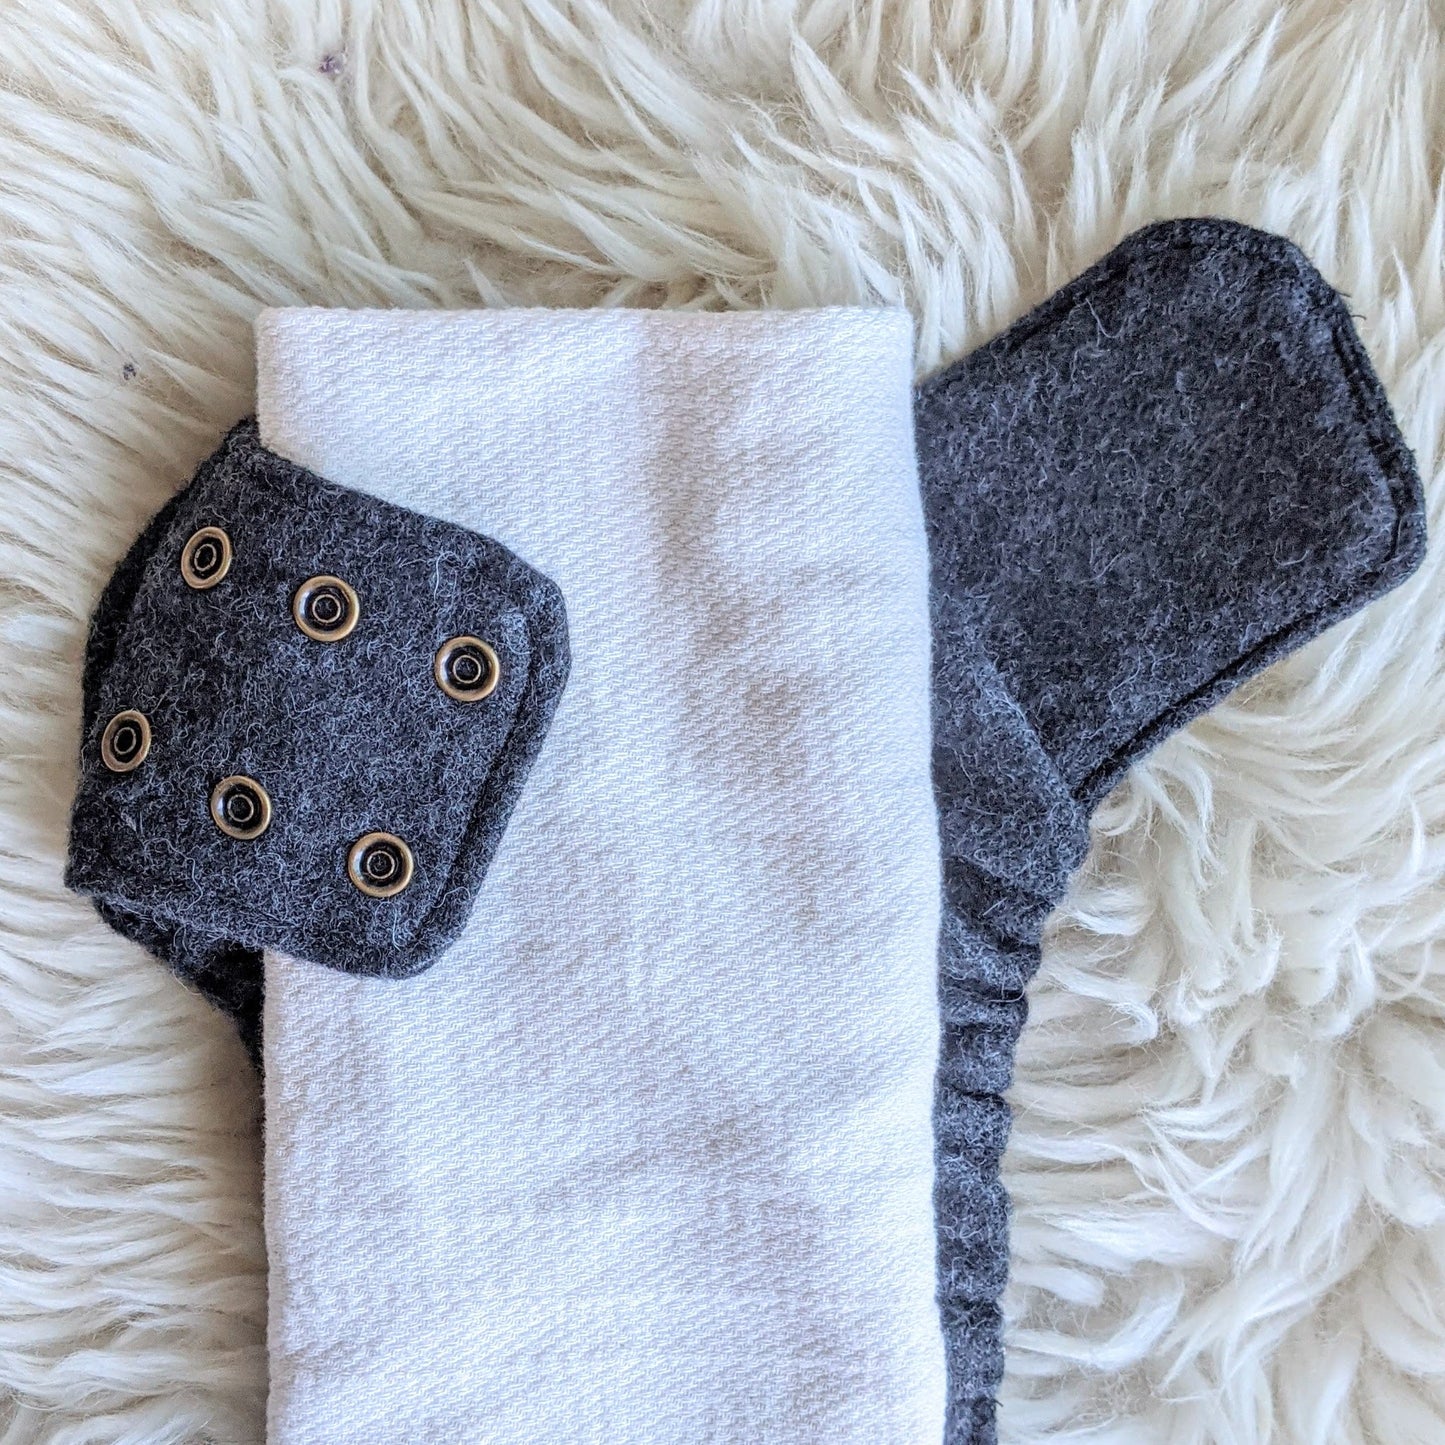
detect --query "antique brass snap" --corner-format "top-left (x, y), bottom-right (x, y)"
top-left (180, 527), bottom-right (233, 590)
top-left (348, 832), bottom-right (414, 898)
top-left (434, 636), bottom-right (500, 702)
top-left (210, 775), bottom-right (273, 840)
top-left (100, 710), bottom-right (152, 773)
top-left (293, 575), bottom-right (360, 642)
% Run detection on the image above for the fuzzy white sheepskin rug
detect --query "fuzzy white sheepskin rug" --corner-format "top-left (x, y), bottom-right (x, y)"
top-left (2, 2), bottom-right (1444, 1442)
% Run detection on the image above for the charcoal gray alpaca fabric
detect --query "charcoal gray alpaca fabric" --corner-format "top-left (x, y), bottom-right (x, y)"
top-left (917, 217), bottom-right (1427, 1444)
top-left (67, 420), bottom-right (570, 1062)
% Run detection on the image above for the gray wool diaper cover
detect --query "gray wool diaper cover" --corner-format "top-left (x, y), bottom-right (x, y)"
top-left (64, 218), bottom-right (1426, 1444)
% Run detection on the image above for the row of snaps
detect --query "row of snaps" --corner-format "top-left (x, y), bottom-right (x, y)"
top-left (92, 729), bottom-right (413, 899)
top-left (179, 526), bottom-right (502, 700)
top-left (209, 777), bottom-right (412, 899)
top-left (89, 523), bottom-right (510, 900)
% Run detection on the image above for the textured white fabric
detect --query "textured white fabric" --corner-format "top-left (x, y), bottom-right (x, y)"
top-left (6, 9), bottom-right (1445, 1444)
top-left (255, 306), bottom-right (944, 1444)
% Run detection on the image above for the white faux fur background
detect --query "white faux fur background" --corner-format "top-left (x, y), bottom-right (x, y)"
top-left (1, 2), bottom-right (1442, 1442)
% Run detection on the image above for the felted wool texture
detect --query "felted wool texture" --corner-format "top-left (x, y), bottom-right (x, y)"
top-left (255, 305), bottom-right (945, 1444)
top-left (917, 218), bottom-right (1427, 808)
top-left (64, 419), bottom-right (569, 1061)
top-left (917, 219), bottom-right (1427, 1444)
top-left (7, 6), bottom-right (1445, 1445)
